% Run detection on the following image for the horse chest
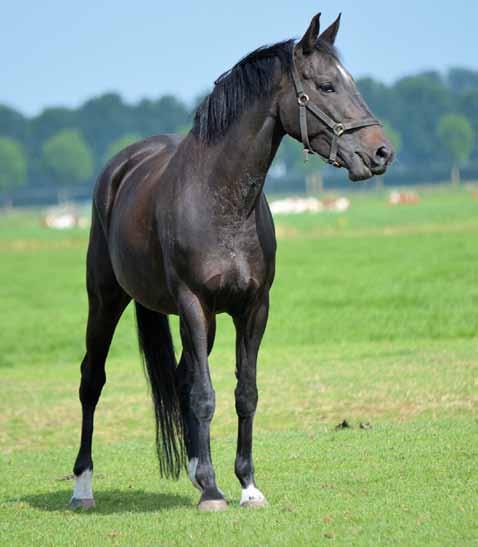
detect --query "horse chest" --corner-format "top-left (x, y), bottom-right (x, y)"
top-left (196, 243), bottom-right (267, 309)
top-left (205, 250), bottom-right (260, 289)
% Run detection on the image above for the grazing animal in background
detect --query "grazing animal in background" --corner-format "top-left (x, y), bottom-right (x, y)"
top-left (71, 11), bottom-right (393, 512)
top-left (389, 190), bottom-right (420, 206)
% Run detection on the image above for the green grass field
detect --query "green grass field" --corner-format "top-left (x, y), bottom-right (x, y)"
top-left (1, 187), bottom-right (477, 546)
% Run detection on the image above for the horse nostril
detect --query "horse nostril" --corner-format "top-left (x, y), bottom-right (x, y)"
top-left (375, 145), bottom-right (391, 164)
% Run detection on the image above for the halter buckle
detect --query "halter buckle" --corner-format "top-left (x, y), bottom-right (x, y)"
top-left (297, 93), bottom-right (309, 106)
top-left (333, 123), bottom-right (345, 136)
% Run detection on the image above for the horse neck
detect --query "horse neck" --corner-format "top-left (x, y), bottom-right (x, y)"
top-left (195, 101), bottom-right (284, 217)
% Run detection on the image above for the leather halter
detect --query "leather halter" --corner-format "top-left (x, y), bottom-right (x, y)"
top-left (290, 51), bottom-right (382, 164)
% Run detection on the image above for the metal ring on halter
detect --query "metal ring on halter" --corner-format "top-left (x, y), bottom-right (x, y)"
top-left (333, 123), bottom-right (345, 136)
top-left (297, 94), bottom-right (309, 105)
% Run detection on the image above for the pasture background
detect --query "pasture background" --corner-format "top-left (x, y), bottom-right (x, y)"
top-left (0, 186), bottom-right (477, 545)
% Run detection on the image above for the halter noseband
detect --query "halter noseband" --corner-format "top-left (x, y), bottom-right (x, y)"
top-left (290, 51), bottom-right (382, 164)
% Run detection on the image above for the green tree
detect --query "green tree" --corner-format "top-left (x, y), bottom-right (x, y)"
top-left (383, 121), bottom-right (402, 156)
top-left (373, 121), bottom-right (402, 189)
top-left (30, 107), bottom-right (77, 149)
top-left (135, 95), bottom-right (190, 139)
top-left (393, 74), bottom-right (451, 165)
top-left (104, 134), bottom-right (141, 162)
top-left (357, 78), bottom-right (394, 121)
top-left (0, 105), bottom-right (27, 142)
top-left (274, 137), bottom-right (303, 174)
top-left (0, 137), bottom-right (27, 207)
top-left (42, 129), bottom-right (93, 200)
top-left (273, 137), bottom-right (324, 194)
top-left (153, 95), bottom-right (190, 132)
top-left (78, 93), bottom-right (132, 168)
top-left (300, 149), bottom-right (324, 195)
top-left (447, 67), bottom-right (478, 94)
top-left (437, 114), bottom-right (474, 184)
top-left (459, 90), bottom-right (478, 160)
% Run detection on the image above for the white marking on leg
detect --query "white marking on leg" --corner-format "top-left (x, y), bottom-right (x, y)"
top-left (72, 469), bottom-right (93, 500)
top-left (188, 458), bottom-right (202, 491)
top-left (240, 484), bottom-right (265, 506)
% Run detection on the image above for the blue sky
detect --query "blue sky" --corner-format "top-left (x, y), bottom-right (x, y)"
top-left (2, 0), bottom-right (477, 115)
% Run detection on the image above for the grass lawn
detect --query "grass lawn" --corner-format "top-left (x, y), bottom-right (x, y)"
top-left (0, 186), bottom-right (477, 545)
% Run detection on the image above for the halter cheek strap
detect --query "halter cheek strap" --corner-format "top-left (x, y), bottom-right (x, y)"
top-left (290, 52), bottom-right (382, 164)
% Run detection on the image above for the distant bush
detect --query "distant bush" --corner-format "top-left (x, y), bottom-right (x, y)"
top-left (0, 137), bottom-right (27, 199)
top-left (42, 129), bottom-right (94, 195)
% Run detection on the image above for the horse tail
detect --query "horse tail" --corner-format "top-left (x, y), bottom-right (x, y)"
top-left (135, 302), bottom-right (185, 479)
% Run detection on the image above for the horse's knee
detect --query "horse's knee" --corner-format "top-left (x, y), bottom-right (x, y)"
top-left (235, 384), bottom-right (258, 418)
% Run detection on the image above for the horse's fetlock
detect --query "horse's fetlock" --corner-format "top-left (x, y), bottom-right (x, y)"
top-left (195, 462), bottom-right (215, 490)
top-left (235, 456), bottom-right (253, 484)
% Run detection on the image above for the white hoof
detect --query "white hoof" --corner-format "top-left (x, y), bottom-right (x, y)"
top-left (71, 469), bottom-right (94, 509)
top-left (240, 485), bottom-right (267, 508)
top-left (69, 497), bottom-right (95, 510)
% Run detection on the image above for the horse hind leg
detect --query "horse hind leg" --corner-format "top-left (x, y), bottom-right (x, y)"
top-left (176, 316), bottom-right (216, 490)
top-left (70, 214), bottom-right (130, 510)
top-left (176, 289), bottom-right (227, 511)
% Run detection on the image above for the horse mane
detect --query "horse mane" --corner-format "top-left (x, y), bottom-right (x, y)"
top-left (192, 38), bottom-right (340, 144)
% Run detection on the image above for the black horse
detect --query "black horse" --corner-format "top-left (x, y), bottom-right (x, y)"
top-left (71, 12), bottom-right (393, 511)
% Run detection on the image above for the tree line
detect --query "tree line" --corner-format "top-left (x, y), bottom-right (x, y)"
top-left (0, 66), bottom-right (477, 201)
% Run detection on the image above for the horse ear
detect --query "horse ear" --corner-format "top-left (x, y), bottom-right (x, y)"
top-left (297, 12), bottom-right (321, 55)
top-left (319, 13), bottom-right (341, 45)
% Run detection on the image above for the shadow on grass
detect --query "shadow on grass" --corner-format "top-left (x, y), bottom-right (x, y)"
top-left (20, 489), bottom-right (192, 514)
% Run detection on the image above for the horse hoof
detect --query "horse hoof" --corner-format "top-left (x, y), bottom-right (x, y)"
top-left (197, 499), bottom-right (228, 512)
top-left (240, 485), bottom-right (267, 508)
top-left (69, 498), bottom-right (96, 510)
top-left (240, 498), bottom-right (268, 509)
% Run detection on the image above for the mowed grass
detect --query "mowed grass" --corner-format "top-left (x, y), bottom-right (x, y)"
top-left (0, 186), bottom-right (477, 546)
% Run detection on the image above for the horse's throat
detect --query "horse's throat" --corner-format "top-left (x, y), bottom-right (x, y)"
top-left (212, 115), bottom-right (283, 218)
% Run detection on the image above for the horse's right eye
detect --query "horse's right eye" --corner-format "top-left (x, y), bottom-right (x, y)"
top-left (319, 83), bottom-right (335, 93)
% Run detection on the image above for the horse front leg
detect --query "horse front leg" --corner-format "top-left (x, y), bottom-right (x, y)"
top-left (233, 292), bottom-right (269, 508)
top-left (177, 289), bottom-right (226, 511)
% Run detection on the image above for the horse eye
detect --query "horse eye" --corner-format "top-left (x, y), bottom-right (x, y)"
top-left (319, 83), bottom-right (335, 93)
